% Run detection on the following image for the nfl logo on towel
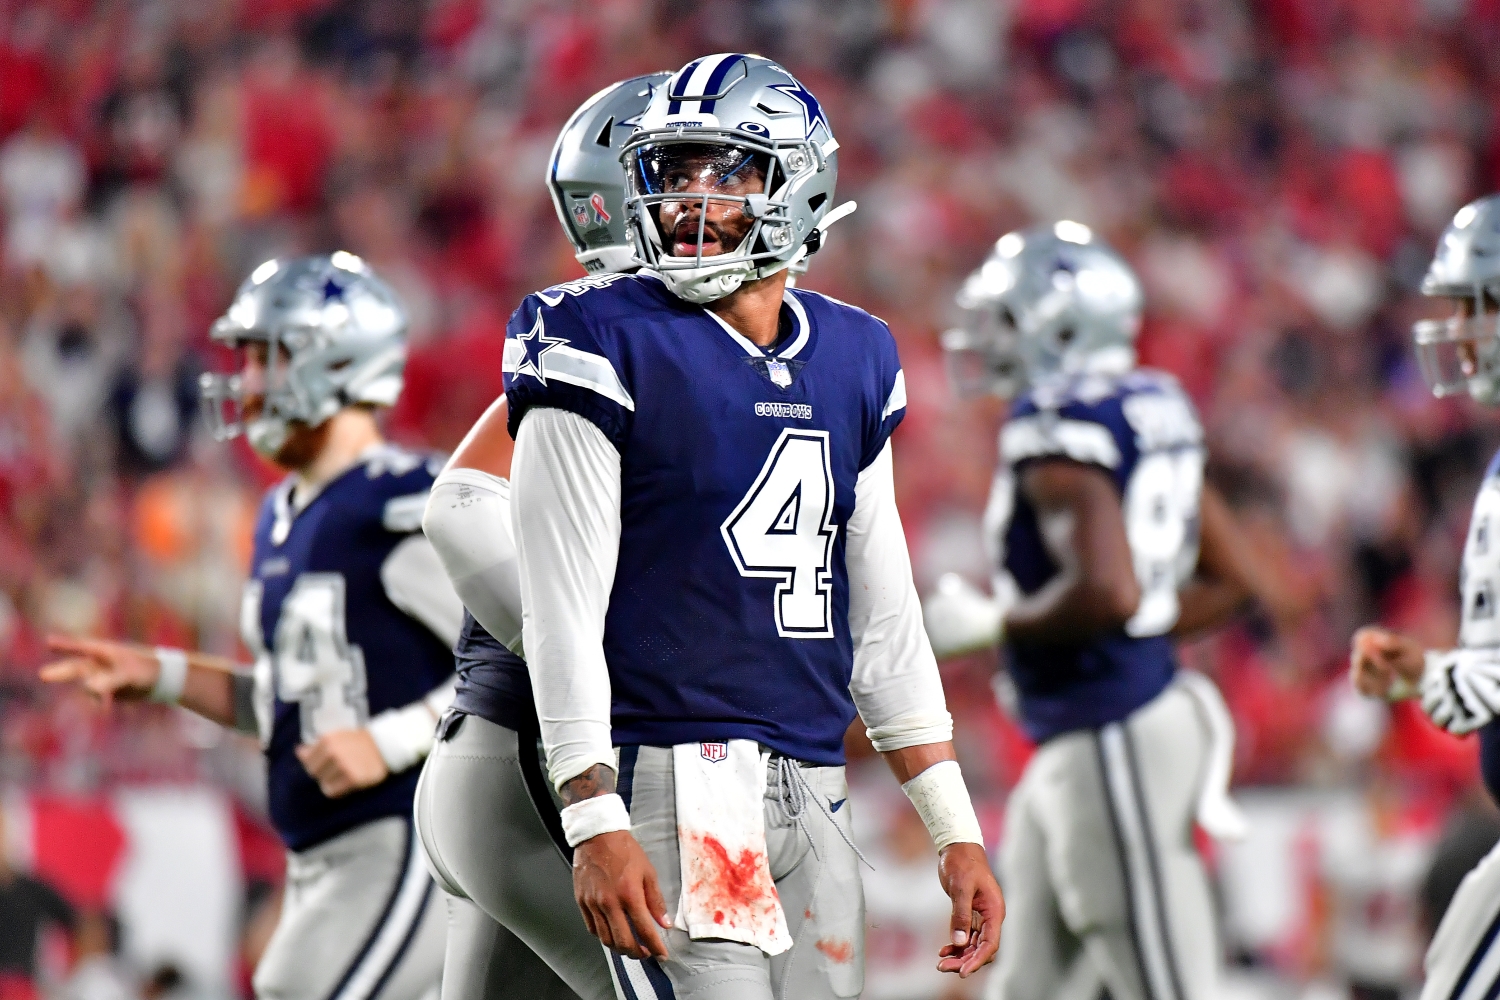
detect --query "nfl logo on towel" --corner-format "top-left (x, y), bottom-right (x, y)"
top-left (767, 360), bottom-right (792, 389)
top-left (700, 742), bottom-right (728, 762)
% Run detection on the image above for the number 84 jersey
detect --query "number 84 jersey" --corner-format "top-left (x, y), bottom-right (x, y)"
top-left (987, 368), bottom-right (1205, 742)
top-left (241, 447), bottom-right (456, 851)
top-left (502, 273), bottom-right (907, 767)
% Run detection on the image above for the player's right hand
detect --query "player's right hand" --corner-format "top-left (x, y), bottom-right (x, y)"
top-left (571, 830), bottom-right (671, 960)
top-left (40, 636), bottom-right (160, 709)
top-left (922, 574), bottom-right (1005, 659)
top-left (1349, 626), bottom-right (1425, 700)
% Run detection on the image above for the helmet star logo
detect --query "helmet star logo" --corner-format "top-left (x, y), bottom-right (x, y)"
top-left (768, 79), bottom-right (829, 140)
top-left (620, 79), bottom-right (659, 131)
top-left (321, 278), bottom-right (347, 302)
top-left (513, 311), bottom-right (568, 384)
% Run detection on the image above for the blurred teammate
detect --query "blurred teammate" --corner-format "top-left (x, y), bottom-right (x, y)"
top-left (928, 224), bottom-right (1271, 1000)
top-left (1351, 193), bottom-right (1500, 1000)
top-left (43, 255), bottom-right (457, 1000)
top-left (415, 73), bottom-right (673, 1000)
top-left (491, 53), bottom-right (1002, 1000)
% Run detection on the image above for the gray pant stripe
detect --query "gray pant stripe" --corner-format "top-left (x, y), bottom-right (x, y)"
top-left (1099, 724), bottom-right (1179, 1000)
top-left (330, 823), bottom-right (435, 1000)
top-left (1123, 724), bottom-right (1188, 1000)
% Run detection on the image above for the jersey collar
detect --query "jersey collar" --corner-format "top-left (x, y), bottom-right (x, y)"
top-left (700, 289), bottom-right (811, 360)
top-left (271, 443), bottom-right (391, 544)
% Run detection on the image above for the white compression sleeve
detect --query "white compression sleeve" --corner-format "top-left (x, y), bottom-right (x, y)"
top-left (422, 468), bottom-right (526, 652)
top-left (846, 442), bottom-right (954, 751)
top-left (381, 534), bottom-right (466, 648)
top-left (511, 407), bottom-right (622, 792)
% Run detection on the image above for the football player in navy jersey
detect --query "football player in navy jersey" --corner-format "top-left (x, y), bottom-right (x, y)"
top-left (43, 255), bottom-right (462, 1000)
top-left (414, 74), bottom-right (678, 1000)
top-left (1351, 194), bottom-right (1500, 1000)
top-left (927, 223), bottom-right (1278, 1000)
top-left (491, 54), bottom-right (1003, 1000)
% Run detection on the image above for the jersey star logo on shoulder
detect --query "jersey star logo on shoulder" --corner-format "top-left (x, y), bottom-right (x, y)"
top-left (511, 312), bottom-right (568, 384)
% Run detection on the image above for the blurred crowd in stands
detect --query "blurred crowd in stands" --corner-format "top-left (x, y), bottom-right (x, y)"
top-left (3, 0), bottom-right (1500, 995)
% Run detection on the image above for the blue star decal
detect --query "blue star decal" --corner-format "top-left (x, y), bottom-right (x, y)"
top-left (512, 311), bottom-right (568, 385)
top-left (321, 278), bottom-right (346, 302)
top-left (768, 78), bottom-right (830, 140)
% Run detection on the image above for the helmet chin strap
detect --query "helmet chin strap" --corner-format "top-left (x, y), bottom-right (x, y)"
top-left (657, 259), bottom-right (750, 304)
top-left (247, 416), bottom-right (290, 459)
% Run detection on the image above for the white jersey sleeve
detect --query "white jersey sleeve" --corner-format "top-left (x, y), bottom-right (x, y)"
top-left (846, 441), bottom-right (954, 751)
top-left (511, 406), bottom-right (622, 791)
top-left (369, 535), bottom-right (462, 772)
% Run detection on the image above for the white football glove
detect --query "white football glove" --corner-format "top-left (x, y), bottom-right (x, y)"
top-left (1420, 648), bottom-right (1500, 735)
top-left (922, 573), bottom-right (1005, 659)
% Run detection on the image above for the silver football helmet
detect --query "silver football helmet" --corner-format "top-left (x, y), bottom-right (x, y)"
top-left (941, 221), bottom-right (1143, 398)
top-left (620, 53), bottom-right (840, 303)
top-left (200, 253), bottom-right (408, 457)
top-left (549, 72), bottom-right (672, 276)
top-left (1413, 195), bottom-right (1500, 404)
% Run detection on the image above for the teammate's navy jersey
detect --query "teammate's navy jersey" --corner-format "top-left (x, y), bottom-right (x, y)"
top-left (451, 611), bottom-right (533, 733)
top-left (502, 273), bottom-right (907, 765)
top-left (242, 446), bottom-right (455, 851)
top-left (986, 367), bottom-right (1205, 742)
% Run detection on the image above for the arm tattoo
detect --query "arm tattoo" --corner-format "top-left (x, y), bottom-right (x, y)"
top-left (560, 763), bottom-right (617, 806)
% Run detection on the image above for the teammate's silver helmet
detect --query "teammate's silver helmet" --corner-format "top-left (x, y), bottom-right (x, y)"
top-left (941, 222), bottom-right (1143, 398)
top-left (620, 53), bottom-right (839, 304)
top-left (200, 253), bottom-right (408, 457)
top-left (549, 72), bottom-right (672, 276)
top-left (1413, 195), bottom-right (1500, 404)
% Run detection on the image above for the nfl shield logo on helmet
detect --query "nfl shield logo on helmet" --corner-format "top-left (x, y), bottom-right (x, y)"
top-left (700, 742), bottom-right (728, 762)
top-left (571, 198), bottom-right (591, 228)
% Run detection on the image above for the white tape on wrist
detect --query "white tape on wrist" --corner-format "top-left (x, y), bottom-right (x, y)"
top-left (560, 793), bottom-right (632, 848)
top-left (367, 702), bottom-right (440, 773)
top-left (150, 648), bottom-right (189, 704)
top-left (901, 759), bottom-right (983, 852)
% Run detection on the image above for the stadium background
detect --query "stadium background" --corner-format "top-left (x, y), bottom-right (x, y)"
top-left (0, 0), bottom-right (1495, 997)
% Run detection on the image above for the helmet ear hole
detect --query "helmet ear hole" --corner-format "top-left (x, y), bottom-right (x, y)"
top-left (1057, 328), bottom-right (1076, 345)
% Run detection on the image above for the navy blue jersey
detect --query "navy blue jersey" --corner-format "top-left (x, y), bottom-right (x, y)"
top-left (451, 610), bottom-right (533, 733)
top-left (502, 273), bottom-right (906, 765)
top-left (242, 446), bottom-right (455, 851)
top-left (986, 368), bottom-right (1205, 742)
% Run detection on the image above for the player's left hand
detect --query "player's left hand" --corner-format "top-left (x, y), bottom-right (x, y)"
top-left (934, 842), bottom-right (1003, 977)
top-left (296, 729), bottom-right (390, 798)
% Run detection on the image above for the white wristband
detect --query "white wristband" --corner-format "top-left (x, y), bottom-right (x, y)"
top-left (559, 793), bottom-right (632, 848)
top-left (150, 648), bottom-right (189, 704)
top-left (367, 702), bottom-right (440, 773)
top-left (900, 759), bottom-right (984, 852)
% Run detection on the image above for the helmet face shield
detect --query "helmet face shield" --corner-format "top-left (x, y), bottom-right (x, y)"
top-left (630, 142), bottom-right (773, 198)
top-left (1412, 309), bottom-right (1500, 401)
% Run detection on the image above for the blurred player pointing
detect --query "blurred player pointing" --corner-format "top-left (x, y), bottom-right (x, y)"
top-left (44, 255), bottom-right (458, 1000)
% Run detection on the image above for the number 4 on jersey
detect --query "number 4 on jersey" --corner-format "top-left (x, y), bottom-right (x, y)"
top-left (722, 429), bottom-right (838, 639)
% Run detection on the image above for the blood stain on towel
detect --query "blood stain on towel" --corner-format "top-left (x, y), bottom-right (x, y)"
top-left (816, 938), bottom-right (854, 963)
top-left (680, 829), bottom-right (781, 933)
